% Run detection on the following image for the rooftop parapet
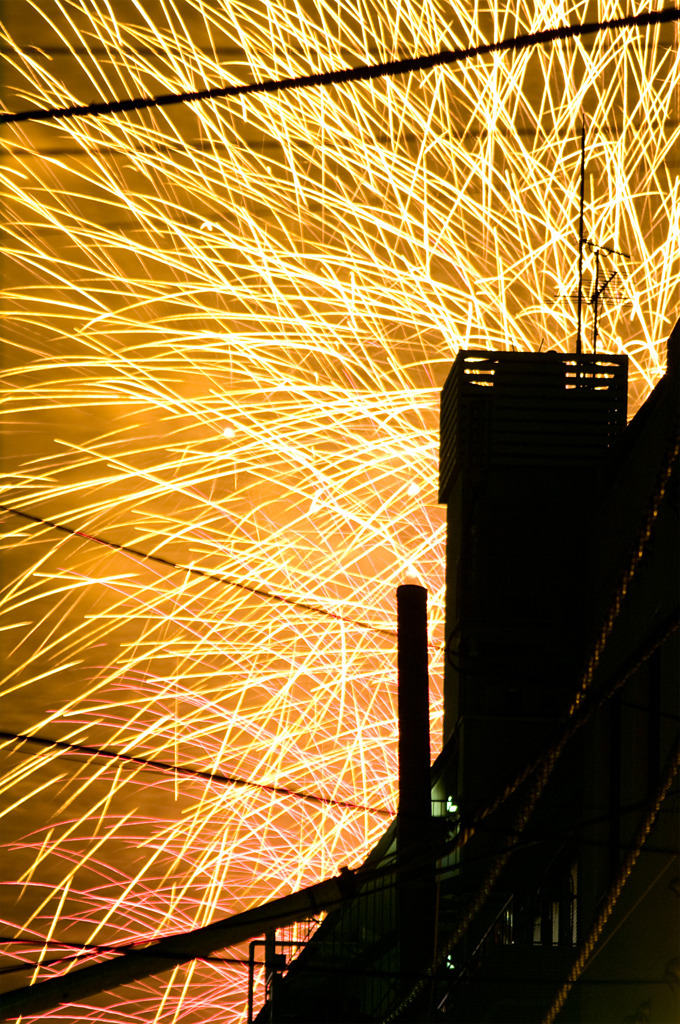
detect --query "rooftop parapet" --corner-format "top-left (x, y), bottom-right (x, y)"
top-left (439, 350), bottom-right (628, 503)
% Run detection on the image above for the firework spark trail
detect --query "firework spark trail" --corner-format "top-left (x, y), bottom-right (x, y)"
top-left (0, 1), bottom-right (678, 1020)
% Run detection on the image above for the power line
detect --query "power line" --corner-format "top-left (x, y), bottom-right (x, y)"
top-left (543, 737), bottom-right (680, 1024)
top-left (1, 616), bottom-right (675, 1016)
top-left (1, 8), bottom-right (677, 126)
top-left (0, 730), bottom-right (392, 817)
top-left (0, 869), bottom-right (359, 1020)
top-left (0, 504), bottom-right (396, 638)
top-left (3, 469), bottom-right (676, 863)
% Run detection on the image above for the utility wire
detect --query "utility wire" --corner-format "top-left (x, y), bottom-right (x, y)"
top-left (0, 614), bottom-right (675, 1014)
top-left (368, 614), bottom-right (679, 887)
top-left (2, 446), bottom-right (677, 880)
top-left (0, 730), bottom-right (392, 817)
top-left (1, 9), bottom-right (677, 126)
top-left (6, 603), bottom-right (670, 845)
top-left (0, 8), bottom-right (675, 1014)
top-left (542, 736), bottom-right (680, 1024)
top-left (0, 504), bottom-right (396, 638)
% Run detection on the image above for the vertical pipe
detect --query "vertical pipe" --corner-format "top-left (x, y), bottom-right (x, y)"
top-left (576, 122), bottom-right (586, 356)
top-left (397, 584), bottom-right (431, 839)
top-left (265, 930), bottom-right (277, 1024)
top-left (396, 584), bottom-right (434, 1014)
top-left (247, 941), bottom-right (256, 1024)
top-left (592, 248), bottom-right (600, 353)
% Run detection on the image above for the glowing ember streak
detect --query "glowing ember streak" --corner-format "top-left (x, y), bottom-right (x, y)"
top-left (0, 2), bottom-right (677, 1020)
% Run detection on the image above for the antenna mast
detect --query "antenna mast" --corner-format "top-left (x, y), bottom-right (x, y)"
top-left (557, 122), bottom-right (632, 352)
top-left (586, 241), bottom-right (630, 352)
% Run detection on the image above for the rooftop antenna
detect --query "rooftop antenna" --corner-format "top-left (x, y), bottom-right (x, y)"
top-left (559, 121), bottom-right (632, 353)
top-left (585, 240), bottom-right (630, 352)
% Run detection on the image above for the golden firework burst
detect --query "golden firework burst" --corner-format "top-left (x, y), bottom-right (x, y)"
top-left (1, 2), bottom-right (678, 1020)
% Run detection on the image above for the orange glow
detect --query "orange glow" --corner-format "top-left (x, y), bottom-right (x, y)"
top-left (0, 2), bottom-right (677, 1020)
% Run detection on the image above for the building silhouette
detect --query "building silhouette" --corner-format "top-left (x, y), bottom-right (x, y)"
top-left (252, 322), bottom-right (679, 1024)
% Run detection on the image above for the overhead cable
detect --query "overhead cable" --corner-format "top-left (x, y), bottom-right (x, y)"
top-left (0, 730), bottom-right (392, 817)
top-left (542, 736), bottom-right (679, 1024)
top-left (0, 504), bottom-right (396, 638)
top-left (0, 868), bottom-right (358, 1020)
top-left (2, 439), bottom-right (676, 892)
top-left (0, 619), bottom-right (674, 1021)
top-left (1, 8), bottom-right (677, 126)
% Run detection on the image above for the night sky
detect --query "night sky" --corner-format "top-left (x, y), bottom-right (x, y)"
top-left (1, 3), bottom-right (677, 1021)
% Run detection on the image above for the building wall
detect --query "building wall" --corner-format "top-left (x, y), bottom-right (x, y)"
top-left (254, 333), bottom-right (678, 1024)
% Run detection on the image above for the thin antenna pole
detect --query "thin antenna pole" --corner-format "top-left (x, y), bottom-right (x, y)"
top-left (576, 121), bottom-right (586, 355)
top-left (592, 247), bottom-right (600, 352)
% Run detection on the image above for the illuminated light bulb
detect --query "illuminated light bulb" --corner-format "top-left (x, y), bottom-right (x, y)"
top-left (222, 425), bottom-right (236, 438)
top-left (407, 482), bottom-right (420, 497)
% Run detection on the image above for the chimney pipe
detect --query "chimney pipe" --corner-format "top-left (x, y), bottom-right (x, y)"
top-left (397, 584), bottom-right (431, 844)
top-left (396, 584), bottom-right (434, 1013)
